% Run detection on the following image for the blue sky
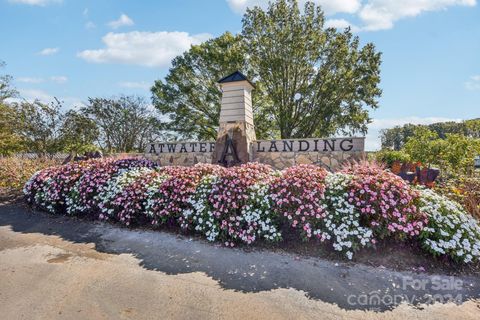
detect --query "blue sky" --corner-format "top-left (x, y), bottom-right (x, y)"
top-left (1, 0), bottom-right (479, 150)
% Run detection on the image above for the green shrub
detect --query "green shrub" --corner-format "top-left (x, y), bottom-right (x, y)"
top-left (375, 149), bottom-right (411, 167)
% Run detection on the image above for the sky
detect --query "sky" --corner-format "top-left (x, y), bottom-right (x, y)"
top-left (1, 0), bottom-right (479, 150)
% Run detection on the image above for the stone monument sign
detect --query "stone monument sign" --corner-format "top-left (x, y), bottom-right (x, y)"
top-left (145, 71), bottom-right (365, 170)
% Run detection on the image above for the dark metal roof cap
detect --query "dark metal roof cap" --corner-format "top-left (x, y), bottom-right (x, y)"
top-left (217, 71), bottom-right (255, 88)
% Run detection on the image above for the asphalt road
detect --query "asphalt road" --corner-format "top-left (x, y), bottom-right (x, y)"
top-left (1, 203), bottom-right (480, 319)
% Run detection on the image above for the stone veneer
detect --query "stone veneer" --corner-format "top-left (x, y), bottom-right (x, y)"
top-left (144, 150), bottom-right (364, 171)
top-left (252, 150), bottom-right (365, 171)
top-left (144, 152), bottom-right (213, 167)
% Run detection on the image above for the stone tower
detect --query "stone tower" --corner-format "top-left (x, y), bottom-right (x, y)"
top-left (213, 71), bottom-right (256, 166)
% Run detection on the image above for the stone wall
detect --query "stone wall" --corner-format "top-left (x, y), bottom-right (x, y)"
top-left (144, 152), bottom-right (213, 166)
top-left (252, 150), bottom-right (365, 171)
top-left (144, 150), bottom-right (364, 171)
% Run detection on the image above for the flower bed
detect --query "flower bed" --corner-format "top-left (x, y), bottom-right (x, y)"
top-left (23, 158), bottom-right (480, 263)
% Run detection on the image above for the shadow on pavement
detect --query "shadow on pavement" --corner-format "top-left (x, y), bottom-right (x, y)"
top-left (1, 202), bottom-right (479, 312)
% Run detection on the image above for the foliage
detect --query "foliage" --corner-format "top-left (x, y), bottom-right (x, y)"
top-left (321, 173), bottom-right (374, 259)
top-left (341, 161), bottom-right (427, 239)
top-left (12, 98), bottom-right (65, 155)
top-left (65, 158), bottom-right (158, 216)
top-left (403, 127), bottom-right (480, 175)
top-left (183, 163), bottom-right (281, 245)
top-left (0, 103), bottom-right (25, 155)
top-left (153, 0), bottom-right (381, 140)
top-left (147, 164), bottom-right (223, 226)
top-left (0, 62), bottom-right (23, 155)
top-left (436, 176), bottom-right (480, 220)
top-left (242, 0), bottom-right (381, 138)
top-left (270, 164), bottom-right (328, 239)
top-left (82, 95), bottom-right (161, 153)
top-left (2, 99), bottom-right (101, 156)
top-left (403, 127), bottom-right (443, 166)
top-left (152, 32), bottom-right (275, 140)
top-left (375, 149), bottom-right (411, 167)
top-left (381, 118), bottom-right (480, 150)
top-left (0, 61), bottom-right (18, 102)
top-left (60, 110), bottom-right (99, 154)
top-left (417, 187), bottom-right (480, 263)
top-left (24, 158), bottom-right (480, 263)
top-left (0, 157), bottom-right (59, 191)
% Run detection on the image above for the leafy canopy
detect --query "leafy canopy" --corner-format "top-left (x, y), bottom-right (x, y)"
top-left (82, 96), bottom-right (161, 153)
top-left (242, 0), bottom-right (381, 138)
top-left (152, 32), bottom-right (275, 140)
top-left (152, 0), bottom-right (381, 140)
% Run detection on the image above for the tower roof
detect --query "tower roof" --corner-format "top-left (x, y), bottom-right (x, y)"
top-left (217, 71), bottom-right (255, 88)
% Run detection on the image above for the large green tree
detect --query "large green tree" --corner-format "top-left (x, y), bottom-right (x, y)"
top-left (152, 32), bottom-right (274, 140)
top-left (242, 0), bottom-right (381, 138)
top-left (152, 0), bottom-right (381, 140)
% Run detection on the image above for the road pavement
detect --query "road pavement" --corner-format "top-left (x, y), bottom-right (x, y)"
top-left (1, 203), bottom-right (479, 319)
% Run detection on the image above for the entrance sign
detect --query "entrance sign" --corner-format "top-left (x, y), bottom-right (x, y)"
top-left (255, 138), bottom-right (364, 153)
top-left (148, 141), bottom-right (215, 154)
top-left (145, 71), bottom-right (365, 169)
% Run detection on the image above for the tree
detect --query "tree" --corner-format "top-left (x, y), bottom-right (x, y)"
top-left (380, 124), bottom-right (419, 150)
top-left (152, 1), bottom-right (381, 140)
top-left (152, 32), bottom-right (275, 140)
top-left (403, 127), bottom-right (444, 166)
top-left (0, 61), bottom-right (18, 102)
top-left (13, 98), bottom-right (65, 155)
top-left (0, 103), bottom-right (25, 155)
top-left (440, 134), bottom-right (480, 175)
top-left (59, 110), bottom-right (99, 154)
top-left (0, 62), bottom-right (23, 155)
top-left (242, 0), bottom-right (381, 138)
top-left (380, 118), bottom-right (480, 149)
top-left (82, 96), bottom-right (161, 152)
top-left (401, 127), bottom-right (480, 175)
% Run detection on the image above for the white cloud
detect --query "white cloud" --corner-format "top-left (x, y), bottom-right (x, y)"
top-left (8, 0), bottom-right (61, 6)
top-left (16, 88), bottom-right (55, 103)
top-left (227, 0), bottom-right (361, 15)
top-left (50, 75), bottom-right (68, 84)
top-left (7, 89), bottom-right (85, 108)
top-left (17, 77), bottom-right (44, 83)
top-left (324, 19), bottom-right (360, 32)
top-left (465, 75), bottom-right (480, 90)
top-left (77, 31), bottom-right (211, 67)
top-left (365, 116), bottom-right (462, 150)
top-left (358, 0), bottom-right (476, 31)
top-left (16, 76), bottom-right (67, 84)
top-left (119, 81), bottom-right (151, 90)
top-left (226, 0), bottom-right (477, 31)
top-left (85, 21), bottom-right (96, 29)
top-left (38, 47), bottom-right (59, 56)
top-left (108, 14), bottom-right (134, 29)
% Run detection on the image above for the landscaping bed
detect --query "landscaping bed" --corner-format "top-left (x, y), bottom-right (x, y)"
top-left (22, 157), bottom-right (480, 268)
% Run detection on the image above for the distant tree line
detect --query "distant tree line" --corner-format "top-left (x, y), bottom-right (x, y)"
top-left (380, 119), bottom-right (480, 150)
